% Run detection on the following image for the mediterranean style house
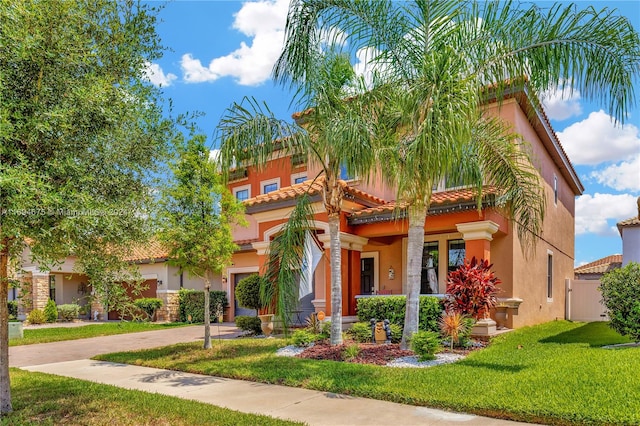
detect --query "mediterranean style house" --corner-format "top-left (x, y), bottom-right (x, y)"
top-left (16, 87), bottom-right (582, 329)
top-left (225, 87), bottom-right (582, 330)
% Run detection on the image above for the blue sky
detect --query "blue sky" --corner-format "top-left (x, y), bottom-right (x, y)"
top-left (145, 0), bottom-right (640, 266)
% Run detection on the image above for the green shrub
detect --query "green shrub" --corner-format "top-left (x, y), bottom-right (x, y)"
top-left (27, 309), bottom-right (46, 325)
top-left (305, 313), bottom-right (322, 334)
top-left (346, 322), bottom-right (372, 343)
top-left (410, 330), bottom-right (442, 361)
top-left (134, 298), bottom-right (163, 321)
top-left (7, 300), bottom-right (18, 319)
top-left (58, 304), bottom-right (81, 321)
top-left (43, 299), bottom-right (58, 323)
top-left (356, 295), bottom-right (441, 332)
top-left (235, 315), bottom-right (262, 334)
top-left (178, 289), bottom-right (228, 323)
top-left (600, 262), bottom-right (640, 341)
top-left (389, 323), bottom-right (402, 343)
top-left (444, 257), bottom-right (500, 319)
top-left (342, 343), bottom-right (361, 360)
top-left (235, 274), bottom-right (263, 315)
top-left (291, 329), bottom-right (316, 347)
top-left (320, 321), bottom-right (331, 339)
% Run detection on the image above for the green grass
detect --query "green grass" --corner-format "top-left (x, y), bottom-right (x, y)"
top-left (97, 321), bottom-right (640, 426)
top-left (3, 369), bottom-right (300, 426)
top-left (9, 322), bottom-right (190, 346)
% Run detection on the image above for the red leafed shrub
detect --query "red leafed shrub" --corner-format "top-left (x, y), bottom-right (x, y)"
top-left (444, 257), bottom-right (501, 320)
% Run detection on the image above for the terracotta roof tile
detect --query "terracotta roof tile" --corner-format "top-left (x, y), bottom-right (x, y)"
top-left (618, 216), bottom-right (640, 228)
top-left (350, 186), bottom-right (499, 220)
top-left (122, 239), bottom-right (169, 263)
top-left (244, 176), bottom-right (385, 208)
top-left (574, 255), bottom-right (622, 275)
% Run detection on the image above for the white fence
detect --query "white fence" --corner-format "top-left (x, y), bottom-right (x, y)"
top-left (565, 279), bottom-right (609, 322)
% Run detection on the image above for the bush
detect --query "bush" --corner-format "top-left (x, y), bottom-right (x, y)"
top-left (178, 289), bottom-right (228, 323)
top-left (600, 262), bottom-right (640, 341)
top-left (320, 321), bottom-right (331, 339)
top-left (235, 274), bottom-right (263, 315)
top-left (346, 322), bottom-right (373, 343)
top-left (43, 299), bottom-right (58, 323)
top-left (291, 329), bottom-right (316, 347)
top-left (342, 343), bottom-right (361, 360)
top-left (410, 330), bottom-right (442, 361)
top-left (235, 315), bottom-right (262, 334)
top-left (356, 295), bottom-right (441, 332)
top-left (389, 323), bottom-right (402, 343)
top-left (57, 304), bottom-right (81, 321)
top-left (305, 313), bottom-right (322, 334)
top-left (134, 298), bottom-right (163, 321)
top-left (7, 301), bottom-right (18, 320)
top-left (27, 309), bottom-right (46, 325)
top-left (444, 257), bottom-right (500, 319)
top-left (439, 311), bottom-right (472, 350)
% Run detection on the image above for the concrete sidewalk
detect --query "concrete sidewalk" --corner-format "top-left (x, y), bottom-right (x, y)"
top-left (24, 359), bottom-right (533, 426)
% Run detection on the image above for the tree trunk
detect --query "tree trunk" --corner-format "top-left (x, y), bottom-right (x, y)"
top-left (328, 212), bottom-right (343, 345)
top-left (400, 206), bottom-right (427, 350)
top-left (0, 242), bottom-right (13, 414)
top-left (203, 276), bottom-right (212, 350)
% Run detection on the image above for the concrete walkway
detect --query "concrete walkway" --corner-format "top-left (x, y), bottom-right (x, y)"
top-left (14, 325), bottom-right (537, 426)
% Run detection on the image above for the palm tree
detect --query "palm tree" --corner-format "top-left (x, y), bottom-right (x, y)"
top-left (274, 0), bottom-right (639, 347)
top-left (217, 52), bottom-right (384, 344)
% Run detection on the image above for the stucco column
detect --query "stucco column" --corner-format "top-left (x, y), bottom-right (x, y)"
top-left (456, 221), bottom-right (499, 262)
top-left (317, 232), bottom-right (368, 316)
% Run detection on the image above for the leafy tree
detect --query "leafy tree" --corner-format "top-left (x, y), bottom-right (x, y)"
top-left (600, 262), bottom-right (640, 342)
top-left (158, 132), bottom-right (245, 349)
top-left (0, 0), bottom-right (172, 414)
top-left (273, 0), bottom-right (640, 348)
top-left (218, 53), bottom-right (385, 345)
top-left (235, 274), bottom-right (264, 316)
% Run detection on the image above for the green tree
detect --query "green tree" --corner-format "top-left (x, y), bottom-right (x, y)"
top-left (217, 53), bottom-right (384, 345)
top-left (0, 0), bottom-right (172, 414)
top-left (273, 0), bottom-right (640, 348)
top-left (235, 274), bottom-right (264, 316)
top-left (600, 262), bottom-right (640, 342)
top-left (158, 132), bottom-right (245, 349)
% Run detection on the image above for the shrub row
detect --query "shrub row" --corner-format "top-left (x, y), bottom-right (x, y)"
top-left (356, 295), bottom-right (442, 332)
top-left (7, 301), bottom-right (18, 319)
top-left (177, 289), bottom-right (228, 323)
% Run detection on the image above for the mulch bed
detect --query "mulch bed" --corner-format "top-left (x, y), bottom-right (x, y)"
top-left (296, 342), bottom-right (414, 365)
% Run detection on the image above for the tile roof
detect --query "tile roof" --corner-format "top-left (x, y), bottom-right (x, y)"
top-left (574, 255), bottom-right (622, 275)
top-left (243, 176), bottom-right (386, 208)
top-left (617, 216), bottom-right (640, 229)
top-left (349, 186), bottom-right (499, 222)
top-left (122, 239), bottom-right (169, 263)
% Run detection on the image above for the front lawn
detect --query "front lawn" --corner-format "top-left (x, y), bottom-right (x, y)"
top-left (4, 369), bottom-right (299, 425)
top-left (9, 322), bottom-right (189, 346)
top-left (97, 321), bottom-right (640, 425)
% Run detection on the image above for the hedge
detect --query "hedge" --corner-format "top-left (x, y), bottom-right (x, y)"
top-left (178, 289), bottom-right (228, 323)
top-left (356, 295), bottom-right (442, 332)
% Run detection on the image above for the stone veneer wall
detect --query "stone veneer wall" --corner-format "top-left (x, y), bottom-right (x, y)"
top-left (156, 290), bottom-right (179, 322)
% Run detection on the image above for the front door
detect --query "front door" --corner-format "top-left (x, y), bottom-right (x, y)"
top-left (361, 258), bottom-right (374, 295)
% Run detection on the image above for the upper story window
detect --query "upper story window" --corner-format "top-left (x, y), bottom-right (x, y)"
top-left (291, 172), bottom-right (307, 185)
top-left (233, 184), bottom-right (251, 201)
top-left (339, 164), bottom-right (355, 181)
top-left (553, 175), bottom-right (558, 206)
top-left (260, 178), bottom-right (280, 194)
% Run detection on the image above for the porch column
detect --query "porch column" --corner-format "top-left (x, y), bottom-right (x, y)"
top-left (456, 220), bottom-right (499, 262)
top-left (317, 233), bottom-right (368, 316)
top-left (251, 241), bottom-right (270, 272)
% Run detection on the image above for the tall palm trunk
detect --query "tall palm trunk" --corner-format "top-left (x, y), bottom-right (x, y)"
top-left (203, 274), bottom-right (212, 349)
top-left (324, 176), bottom-right (344, 345)
top-left (400, 206), bottom-right (427, 349)
top-left (328, 212), bottom-right (343, 345)
top-left (0, 240), bottom-right (13, 414)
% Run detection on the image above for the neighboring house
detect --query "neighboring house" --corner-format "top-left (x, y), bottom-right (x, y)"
top-left (574, 255), bottom-right (623, 280)
top-left (16, 240), bottom-right (219, 321)
top-left (618, 197), bottom-right (640, 266)
top-left (225, 87), bottom-right (583, 330)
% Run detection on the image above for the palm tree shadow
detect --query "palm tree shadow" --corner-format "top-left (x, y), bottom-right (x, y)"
top-left (539, 322), bottom-right (632, 348)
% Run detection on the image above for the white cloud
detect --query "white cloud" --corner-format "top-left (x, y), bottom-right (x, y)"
top-left (181, 0), bottom-right (289, 86)
top-left (591, 153), bottom-right (640, 192)
top-left (541, 84), bottom-right (582, 121)
top-left (556, 110), bottom-right (640, 165)
top-left (143, 62), bottom-right (177, 87)
top-left (575, 193), bottom-right (638, 236)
